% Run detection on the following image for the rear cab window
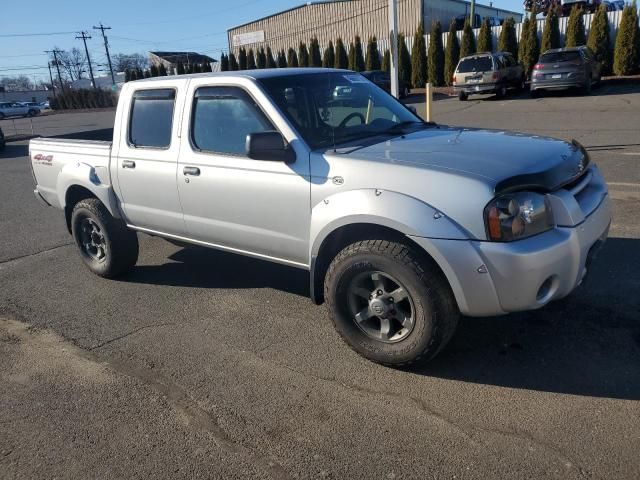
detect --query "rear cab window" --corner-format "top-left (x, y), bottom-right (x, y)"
top-left (540, 51), bottom-right (582, 63)
top-left (457, 56), bottom-right (494, 73)
top-left (128, 89), bottom-right (176, 148)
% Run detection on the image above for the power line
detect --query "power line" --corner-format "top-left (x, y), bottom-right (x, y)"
top-left (0, 31), bottom-right (77, 38)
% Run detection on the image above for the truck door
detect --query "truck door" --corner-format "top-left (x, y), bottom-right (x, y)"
top-left (176, 82), bottom-right (311, 267)
top-left (113, 87), bottom-right (186, 236)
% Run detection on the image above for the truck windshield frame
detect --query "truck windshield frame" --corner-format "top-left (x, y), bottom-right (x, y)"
top-left (258, 72), bottom-right (422, 150)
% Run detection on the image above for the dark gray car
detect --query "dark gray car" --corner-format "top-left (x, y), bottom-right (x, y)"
top-left (530, 46), bottom-right (602, 96)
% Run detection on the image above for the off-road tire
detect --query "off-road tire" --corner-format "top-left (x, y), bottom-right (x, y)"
top-left (324, 240), bottom-right (459, 367)
top-left (71, 198), bottom-right (138, 278)
top-left (458, 91), bottom-right (468, 101)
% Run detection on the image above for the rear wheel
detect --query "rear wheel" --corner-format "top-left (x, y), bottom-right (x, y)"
top-left (496, 85), bottom-right (508, 98)
top-left (530, 88), bottom-right (540, 98)
top-left (324, 240), bottom-right (459, 367)
top-left (582, 79), bottom-right (592, 95)
top-left (71, 198), bottom-right (139, 278)
top-left (458, 91), bottom-right (468, 101)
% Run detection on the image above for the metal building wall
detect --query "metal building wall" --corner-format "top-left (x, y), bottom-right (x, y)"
top-left (227, 0), bottom-right (422, 57)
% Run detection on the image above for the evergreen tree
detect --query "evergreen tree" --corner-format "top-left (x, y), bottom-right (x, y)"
top-left (158, 63), bottom-right (168, 76)
top-left (220, 53), bottom-right (229, 71)
top-left (194, 63), bottom-right (203, 73)
top-left (613, 4), bottom-right (640, 75)
top-left (176, 61), bottom-right (185, 75)
top-left (298, 41), bottom-right (310, 67)
top-left (365, 36), bottom-right (381, 70)
top-left (335, 38), bottom-right (348, 68)
top-left (247, 49), bottom-right (257, 69)
top-left (354, 36), bottom-right (365, 71)
top-left (398, 33), bottom-right (412, 86)
top-left (411, 23), bottom-right (427, 87)
top-left (323, 40), bottom-right (335, 67)
top-left (143, 69), bottom-right (151, 78)
top-left (136, 67), bottom-right (144, 79)
top-left (125, 69), bottom-right (131, 82)
top-left (445, 19), bottom-right (460, 86)
top-left (541, 5), bottom-right (561, 53)
top-left (460, 19), bottom-right (476, 57)
top-left (287, 47), bottom-right (299, 67)
top-left (266, 47), bottom-right (276, 68)
top-left (204, 61), bottom-right (213, 72)
top-left (382, 49), bottom-right (390, 72)
top-left (238, 47), bottom-right (247, 70)
top-left (184, 63), bottom-right (192, 74)
top-left (498, 17), bottom-right (518, 58)
top-left (229, 52), bottom-right (238, 71)
top-left (150, 64), bottom-right (159, 77)
top-left (277, 50), bottom-right (287, 68)
top-left (565, 6), bottom-right (586, 47)
top-left (518, 16), bottom-right (531, 66)
top-left (309, 37), bottom-right (322, 67)
top-left (256, 47), bottom-right (266, 68)
top-left (348, 41), bottom-right (357, 70)
top-left (588, 4), bottom-right (613, 75)
top-left (522, 13), bottom-right (540, 77)
top-left (477, 17), bottom-right (493, 52)
top-left (427, 21), bottom-right (445, 86)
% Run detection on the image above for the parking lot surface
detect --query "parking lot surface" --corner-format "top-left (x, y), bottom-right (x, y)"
top-left (1, 84), bottom-right (639, 479)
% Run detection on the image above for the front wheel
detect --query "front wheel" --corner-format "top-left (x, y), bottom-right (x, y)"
top-left (71, 198), bottom-right (139, 278)
top-left (324, 240), bottom-right (459, 367)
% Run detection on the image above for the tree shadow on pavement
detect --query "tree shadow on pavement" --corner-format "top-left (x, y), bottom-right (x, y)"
top-left (415, 237), bottom-right (640, 400)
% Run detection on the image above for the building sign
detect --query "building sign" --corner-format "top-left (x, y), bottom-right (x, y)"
top-left (232, 30), bottom-right (265, 47)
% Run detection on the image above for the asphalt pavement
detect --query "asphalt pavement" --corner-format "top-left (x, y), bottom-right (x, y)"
top-left (1, 83), bottom-right (639, 479)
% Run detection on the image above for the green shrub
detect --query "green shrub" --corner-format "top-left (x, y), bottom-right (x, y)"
top-left (382, 49), bottom-right (390, 71)
top-left (411, 22), bottom-right (427, 87)
top-left (323, 41), bottom-right (335, 67)
top-left (247, 49), bottom-right (257, 69)
top-left (498, 17), bottom-right (518, 58)
top-left (266, 47), bottom-right (276, 68)
top-left (309, 37), bottom-right (322, 67)
top-left (444, 19), bottom-right (460, 86)
top-left (365, 36), bottom-right (381, 70)
top-left (257, 48), bottom-right (266, 68)
top-left (427, 21), bottom-right (444, 86)
top-left (460, 19), bottom-right (476, 57)
top-left (277, 50), bottom-right (287, 68)
top-left (588, 4), bottom-right (613, 74)
top-left (565, 6), bottom-right (586, 47)
top-left (354, 36), bottom-right (365, 71)
top-left (298, 42), bottom-right (310, 67)
top-left (335, 38), bottom-right (348, 68)
top-left (613, 4), bottom-right (640, 75)
top-left (287, 47), bottom-right (299, 67)
top-left (238, 48), bottom-right (247, 70)
top-left (398, 33), bottom-right (412, 85)
top-left (541, 5), bottom-right (561, 53)
top-left (228, 53), bottom-right (238, 70)
top-left (477, 18), bottom-right (493, 52)
top-left (50, 88), bottom-right (117, 110)
top-left (348, 42), bottom-right (356, 70)
top-left (220, 53), bottom-right (229, 71)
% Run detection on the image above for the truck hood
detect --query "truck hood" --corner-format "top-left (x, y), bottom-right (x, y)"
top-left (336, 126), bottom-right (588, 193)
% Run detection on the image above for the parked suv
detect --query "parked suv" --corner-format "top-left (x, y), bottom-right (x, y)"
top-left (0, 101), bottom-right (40, 119)
top-left (0, 126), bottom-right (5, 151)
top-left (361, 70), bottom-right (410, 98)
top-left (453, 52), bottom-right (525, 101)
top-left (530, 46), bottom-right (602, 96)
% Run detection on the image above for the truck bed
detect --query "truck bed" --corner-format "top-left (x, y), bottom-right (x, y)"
top-left (30, 137), bottom-right (112, 209)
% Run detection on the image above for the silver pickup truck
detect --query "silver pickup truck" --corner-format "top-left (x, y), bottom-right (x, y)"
top-left (29, 68), bottom-right (611, 366)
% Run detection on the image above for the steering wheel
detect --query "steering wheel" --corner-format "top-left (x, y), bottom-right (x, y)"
top-left (338, 112), bottom-right (366, 128)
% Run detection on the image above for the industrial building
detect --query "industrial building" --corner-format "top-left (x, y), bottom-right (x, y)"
top-left (227, 0), bottom-right (522, 56)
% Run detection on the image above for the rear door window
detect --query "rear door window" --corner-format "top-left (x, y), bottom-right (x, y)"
top-left (128, 89), bottom-right (175, 148)
top-left (457, 57), bottom-right (493, 73)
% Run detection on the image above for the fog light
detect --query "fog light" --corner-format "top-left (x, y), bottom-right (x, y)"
top-left (536, 276), bottom-right (557, 303)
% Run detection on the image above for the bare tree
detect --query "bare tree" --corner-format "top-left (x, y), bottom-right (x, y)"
top-left (111, 53), bottom-right (149, 72)
top-left (0, 75), bottom-right (34, 91)
top-left (50, 47), bottom-right (87, 82)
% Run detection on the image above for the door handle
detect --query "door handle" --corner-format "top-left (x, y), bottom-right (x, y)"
top-left (122, 160), bottom-right (136, 169)
top-left (183, 166), bottom-right (200, 176)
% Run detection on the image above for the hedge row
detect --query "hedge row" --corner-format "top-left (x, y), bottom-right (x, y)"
top-left (50, 89), bottom-right (117, 110)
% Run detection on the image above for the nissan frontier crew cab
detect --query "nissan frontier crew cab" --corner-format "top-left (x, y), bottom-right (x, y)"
top-left (29, 69), bottom-right (611, 366)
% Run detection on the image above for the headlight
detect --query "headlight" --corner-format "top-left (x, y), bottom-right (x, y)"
top-left (484, 192), bottom-right (554, 241)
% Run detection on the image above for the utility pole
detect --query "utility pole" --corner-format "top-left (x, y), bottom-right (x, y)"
top-left (93, 23), bottom-right (115, 86)
top-left (45, 50), bottom-right (65, 95)
top-left (470, 0), bottom-right (476, 28)
top-left (46, 63), bottom-right (56, 97)
top-left (388, 0), bottom-right (399, 98)
top-left (76, 31), bottom-right (97, 89)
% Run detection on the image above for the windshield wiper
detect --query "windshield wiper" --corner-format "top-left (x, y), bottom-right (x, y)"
top-left (381, 120), bottom-right (429, 135)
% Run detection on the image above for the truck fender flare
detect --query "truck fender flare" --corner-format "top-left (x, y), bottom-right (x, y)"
top-left (56, 162), bottom-right (121, 219)
top-left (308, 189), bottom-right (471, 305)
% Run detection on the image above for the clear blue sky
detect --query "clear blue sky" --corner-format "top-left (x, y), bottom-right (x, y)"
top-left (1, 0), bottom-right (524, 82)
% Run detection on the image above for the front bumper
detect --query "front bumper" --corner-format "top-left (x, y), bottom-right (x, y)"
top-left (410, 192), bottom-right (611, 317)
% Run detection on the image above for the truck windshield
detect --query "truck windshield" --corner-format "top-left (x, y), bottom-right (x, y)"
top-left (258, 72), bottom-right (422, 149)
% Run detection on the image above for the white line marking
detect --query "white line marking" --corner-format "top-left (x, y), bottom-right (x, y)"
top-left (620, 152), bottom-right (640, 156)
top-left (608, 182), bottom-right (640, 188)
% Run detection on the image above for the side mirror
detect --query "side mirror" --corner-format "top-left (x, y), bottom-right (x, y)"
top-left (246, 131), bottom-right (295, 163)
